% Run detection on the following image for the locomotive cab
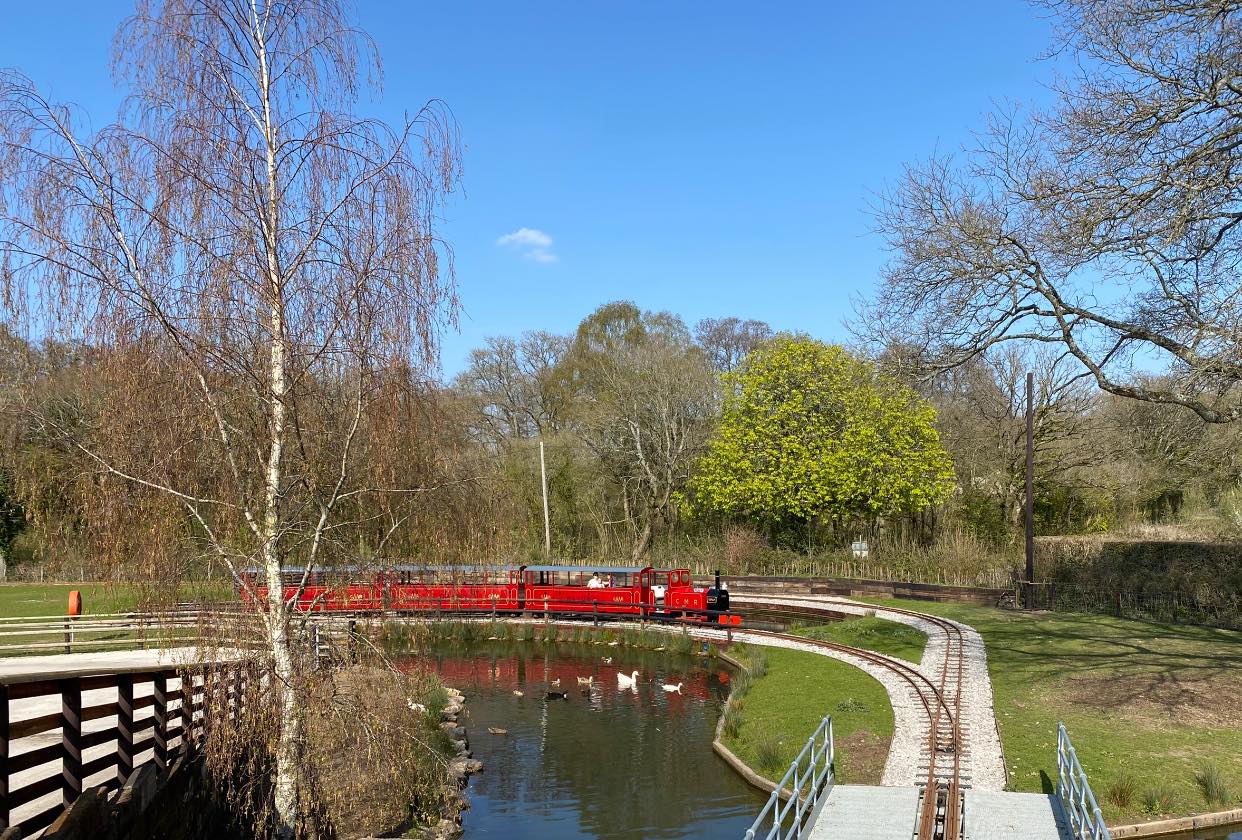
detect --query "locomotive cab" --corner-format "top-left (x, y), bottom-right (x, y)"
top-left (705, 569), bottom-right (729, 614)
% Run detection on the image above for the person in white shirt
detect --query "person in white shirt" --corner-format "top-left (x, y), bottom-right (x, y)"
top-left (587, 573), bottom-right (604, 589)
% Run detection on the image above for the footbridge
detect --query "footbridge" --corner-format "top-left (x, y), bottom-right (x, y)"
top-left (728, 593), bottom-right (1108, 840)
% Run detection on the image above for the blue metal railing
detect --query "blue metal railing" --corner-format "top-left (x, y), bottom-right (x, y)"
top-left (742, 715), bottom-right (835, 840)
top-left (1057, 722), bottom-right (1111, 840)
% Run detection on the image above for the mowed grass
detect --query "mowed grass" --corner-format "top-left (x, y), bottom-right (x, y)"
top-left (791, 615), bottom-right (928, 663)
top-left (0, 582), bottom-right (234, 656)
top-left (722, 645), bottom-right (894, 785)
top-left (867, 597), bottom-right (1242, 825)
top-left (0, 583), bottom-right (146, 618)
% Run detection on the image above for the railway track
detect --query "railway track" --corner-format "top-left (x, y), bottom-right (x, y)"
top-left (733, 599), bottom-right (969, 840)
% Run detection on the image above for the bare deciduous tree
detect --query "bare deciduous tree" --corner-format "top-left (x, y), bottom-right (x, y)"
top-left (862, 0), bottom-right (1242, 423)
top-left (0, 1), bottom-right (460, 834)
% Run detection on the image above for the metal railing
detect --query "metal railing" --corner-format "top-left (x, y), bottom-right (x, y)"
top-left (742, 715), bottom-right (835, 840)
top-left (1057, 722), bottom-right (1111, 840)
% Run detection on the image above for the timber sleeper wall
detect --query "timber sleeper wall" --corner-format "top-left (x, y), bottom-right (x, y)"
top-left (0, 662), bottom-right (250, 837)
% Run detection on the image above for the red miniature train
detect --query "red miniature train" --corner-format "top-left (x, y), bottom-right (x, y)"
top-left (237, 563), bottom-right (734, 622)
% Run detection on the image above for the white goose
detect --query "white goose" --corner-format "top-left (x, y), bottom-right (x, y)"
top-left (660, 682), bottom-right (683, 694)
top-left (616, 669), bottom-right (640, 689)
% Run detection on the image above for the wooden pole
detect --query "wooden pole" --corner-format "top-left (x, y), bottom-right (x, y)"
top-left (540, 440), bottom-right (552, 559)
top-left (1025, 371), bottom-right (1035, 605)
top-left (153, 673), bottom-right (168, 769)
top-left (60, 679), bottom-right (82, 807)
top-left (117, 674), bottom-right (135, 785)
top-left (1, 684), bottom-right (9, 831)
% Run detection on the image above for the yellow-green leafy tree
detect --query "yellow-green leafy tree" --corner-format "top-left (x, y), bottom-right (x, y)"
top-left (689, 337), bottom-right (954, 537)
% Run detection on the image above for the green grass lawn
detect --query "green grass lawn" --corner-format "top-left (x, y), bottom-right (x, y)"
top-left (722, 644), bottom-right (894, 785)
top-left (867, 597), bottom-right (1242, 825)
top-left (0, 582), bottom-right (232, 656)
top-left (0, 583), bottom-right (148, 617)
top-left (790, 615), bottom-right (928, 663)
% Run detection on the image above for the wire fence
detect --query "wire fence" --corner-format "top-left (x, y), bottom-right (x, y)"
top-left (1021, 582), bottom-right (1241, 630)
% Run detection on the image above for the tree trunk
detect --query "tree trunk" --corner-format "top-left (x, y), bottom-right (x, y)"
top-left (0, 544), bottom-right (7, 582)
top-left (630, 518), bottom-right (653, 563)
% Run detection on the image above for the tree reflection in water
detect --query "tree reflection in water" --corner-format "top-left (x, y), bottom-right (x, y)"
top-left (401, 641), bottom-right (766, 839)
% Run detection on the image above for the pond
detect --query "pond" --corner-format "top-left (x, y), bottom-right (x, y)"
top-left (400, 641), bottom-right (765, 839)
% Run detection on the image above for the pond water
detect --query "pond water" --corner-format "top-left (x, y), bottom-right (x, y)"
top-left (399, 641), bottom-right (765, 839)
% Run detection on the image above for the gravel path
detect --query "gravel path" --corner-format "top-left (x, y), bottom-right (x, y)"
top-left (731, 594), bottom-right (1008, 792)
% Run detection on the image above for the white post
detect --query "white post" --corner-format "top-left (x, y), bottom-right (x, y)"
top-left (539, 441), bottom-right (552, 559)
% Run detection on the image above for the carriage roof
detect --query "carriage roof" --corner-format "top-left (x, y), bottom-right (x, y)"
top-left (521, 565), bottom-right (652, 575)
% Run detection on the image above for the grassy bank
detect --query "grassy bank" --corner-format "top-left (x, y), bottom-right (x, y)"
top-left (721, 642), bottom-right (894, 784)
top-left (868, 597), bottom-right (1242, 824)
top-left (381, 618), bottom-right (703, 657)
top-left (790, 616), bottom-right (927, 663)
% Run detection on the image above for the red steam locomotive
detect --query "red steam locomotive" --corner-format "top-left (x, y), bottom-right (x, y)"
top-left (237, 563), bottom-right (734, 622)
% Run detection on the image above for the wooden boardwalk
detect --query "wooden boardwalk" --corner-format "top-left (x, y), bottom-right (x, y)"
top-left (805, 785), bottom-right (1072, 839)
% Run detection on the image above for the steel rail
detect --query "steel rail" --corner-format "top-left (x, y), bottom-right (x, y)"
top-left (732, 597), bottom-right (970, 839)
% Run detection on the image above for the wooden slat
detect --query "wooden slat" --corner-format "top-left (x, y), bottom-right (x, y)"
top-left (131, 732), bottom-right (154, 755)
top-left (15, 802), bottom-right (62, 837)
top-left (7, 771), bottom-right (61, 810)
top-left (6, 680), bottom-right (60, 701)
top-left (9, 712), bottom-right (61, 741)
top-left (82, 727), bottom-right (119, 750)
top-left (82, 701), bottom-right (119, 724)
top-left (82, 751), bottom-right (117, 780)
top-left (7, 742), bottom-right (60, 774)
top-left (80, 674), bottom-right (119, 692)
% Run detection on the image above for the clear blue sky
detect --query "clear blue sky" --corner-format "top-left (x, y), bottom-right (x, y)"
top-left (3, 2), bottom-right (1057, 378)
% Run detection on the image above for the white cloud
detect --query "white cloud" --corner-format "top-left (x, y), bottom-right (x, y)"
top-left (496, 227), bottom-right (558, 263)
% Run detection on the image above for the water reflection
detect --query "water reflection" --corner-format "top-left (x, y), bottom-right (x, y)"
top-left (399, 642), bottom-right (765, 839)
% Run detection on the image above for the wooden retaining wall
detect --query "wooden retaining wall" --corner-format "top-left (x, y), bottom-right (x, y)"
top-left (710, 575), bottom-right (1011, 606)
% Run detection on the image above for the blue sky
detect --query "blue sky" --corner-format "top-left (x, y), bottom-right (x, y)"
top-left (3, 2), bottom-right (1057, 377)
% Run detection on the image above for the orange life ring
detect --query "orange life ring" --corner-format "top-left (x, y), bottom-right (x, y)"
top-left (68, 590), bottom-right (82, 617)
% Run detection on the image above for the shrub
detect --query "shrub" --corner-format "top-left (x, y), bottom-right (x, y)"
top-left (835, 697), bottom-right (869, 714)
top-left (1195, 763), bottom-right (1231, 807)
top-left (754, 731), bottom-right (785, 771)
top-left (1141, 783), bottom-right (1176, 816)
top-left (721, 700), bottom-right (744, 738)
top-left (1104, 774), bottom-right (1138, 810)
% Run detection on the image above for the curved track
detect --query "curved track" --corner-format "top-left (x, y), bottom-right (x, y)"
top-left (734, 599), bottom-right (970, 840)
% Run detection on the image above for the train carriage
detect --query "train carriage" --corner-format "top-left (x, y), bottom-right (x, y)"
top-left (237, 562), bottom-right (732, 622)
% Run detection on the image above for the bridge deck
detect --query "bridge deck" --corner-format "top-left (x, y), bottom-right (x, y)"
top-left (805, 786), bottom-right (1073, 840)
top-left (807, 785), bottom-right (919, 839)
top-left (964, 790), bottom-right (1072, 840)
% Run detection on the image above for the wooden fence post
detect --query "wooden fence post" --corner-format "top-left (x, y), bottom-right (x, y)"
top-left (181, 673), bottom-right (194, 755)
top-left (1, 684), bottom-right (10, 831)
top-left (153, 672), bottom-right (168, 769)
top-left (60, 678), bottom-right (82, 808)
top-left (117, 674), bottom-right (135, 785)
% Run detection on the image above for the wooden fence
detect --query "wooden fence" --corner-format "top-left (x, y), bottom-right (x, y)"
top-left (0, 661), bottom-right (250, 837)
top-left (0, 611), bottom-right (203, 657)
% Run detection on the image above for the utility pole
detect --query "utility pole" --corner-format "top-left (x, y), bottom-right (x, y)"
top-left (539, 441), bottom-right (551, 559)
top-left (1024, 371), bottom-right (1035, 606)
